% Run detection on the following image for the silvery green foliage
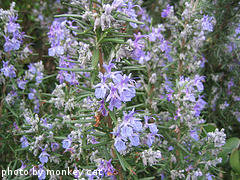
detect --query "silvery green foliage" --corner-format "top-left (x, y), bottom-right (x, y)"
top-left (0, 2), bottom-right (16, 20)
top-left (1, 0), bottom-right (239, 179)
top-left (141, 148), bottom-right (162, 166)
top-left (49, 83), bottom-right (66, 109)
top-left (207, 128), bottom-right (226, 148)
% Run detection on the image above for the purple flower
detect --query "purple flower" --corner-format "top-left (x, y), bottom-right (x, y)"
top-left (34, 99), bottom-right (40, 113)
top-left (51, 142), bottom-right (60, 152)
top-left (116, 1), bottom-right (140, 28)
top-left (113, 109), bottom-right (143, 153)
top-left (28, 63), bottom-right (38, 75)
top-left (148, 26), bottom-right (164, 42)
top-left (20, 160), bottom-right (27, 169)
top-left (148, 124), bottom-right (158, 135)
top-left (102, 61), bottom-right (118, 78)
top-left (138, 51), bottom-right (151, 64)
top-left (206, 173), bottom-right (213, 180)
top-left (194, 75), bottom-right (205, 92)
top-left (20, 136), bottom-right (29, 148)
top-left (99, 100), bottom-right (108, 116)
top-left (90, 136), bottom-right (99, 144)
top-left (4, 36), bottom-right (20, 52)
top-left (94, 62), bottom-right (135, 111)
top-left (120, 125), bottom-right (133, 138)
top-left (4, 16), bottom-right (24, 52)
top-left (17, 79), bottom-right (28, 90)
top-left (114, 138), bottom-right (127, 153)
top-left (64, 71), bottom-right (78, 85)
top-left (190, 130), bottom-right (199, 141)
top-left (202, 15), bottom-right (214, 32)
top-left (28, 88), bottom-right (36, 100)
top-left (168, 146), bottom-right (174, 151)
top-left (36, 72), bottom-right (43, 85)
top-left (39, 151), bottom-right (50, 164)
top-left (160, 40), bottom-right (171, 53)
top-left (112, 0), bottom-right (126, 9)
top-left (142, 116), bottom-right (160, 147)
top-left (13, 122), bottom-right (19, 130)
top-left (194, 97), bottom-right (207, 117)
top-left (62, 138), bottom-right (72, 149)
top-left (129, 134), bottom-right (140, 146)
top-left (41, 118), bottom-right (53, 129)
top-left (48, 21), bottom-right (66, 45)
top-left (1, 61), bottom-right (16, 78)
top-left (235, 24), bottom-right (240, 39)
top-left (161, 4), bottom-right (172, 18)
top-left (97, 159), bottom-right (116, 177)
top-left (56, 56), bottom-right (79, 85)
top-left (95, 75), bottom-right (109, 99)
top-left (6, 91), bottom-right (18, 105)
top-left (48, 45), bottom-right (64, 56)
top-left (48, 47), bottom-right (55, 56)
top-left (106, 84), bottom-right (122, 110)
top-left (131, 33), bottom-right (146, 61)
top-left (48, 20), bottom-right (67, 57)
top-left (38, 165), bottom-right (46, 180)
top-left (6, 16), bottom-right (20, 33)
top-left (146, 133), bottom-right (155, 147)
top-left (108, 97), bottom-right (122, 111)
top-left (113, 74), bottom-right (136, 101)
top-left (144, 116), bottom-right (158, 135)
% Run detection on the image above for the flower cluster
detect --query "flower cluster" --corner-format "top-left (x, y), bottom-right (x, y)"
top-left (201, 15), bottom-right (214, 32)
top-left (48, 20), bottom-right (69, 57)
top-left (113, 109), bottom-right (143, 153)
top-left (1, 61), bottom-right (16, 78)
top-left (96, 159), bottom-right (116, 178)
top-left (94, 62), bottom-right (136, 112)
top-left (113, 109), bottom-right (159, 154)
top-left (48, 20), bottom-right (91, 85)
top-left (3, 15), bottom-right (24, 52)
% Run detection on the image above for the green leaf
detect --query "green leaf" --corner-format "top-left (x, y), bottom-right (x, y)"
top-left (221, 137), bottom-right (240, 155)
top-left (201, 123), bottom-right (217, 138)
top-left (41, 93), bottom-right (56, 97)
top-left (139, 177), bottom-right (155, 180)
top-left (116, 16), bottom-right (144, 25)
top-left (56, 67), bottom-right (93, 72)
top-left (91, 70), bottom-right (98, 86)
top-left (82, 140), bottom-right (112, 149)
top-left (41, 73), bottom-right (57, 81)
top-left (54, 136), bottom-right (67, 140)
top-left (62, 2), bottom-right (85, 11)
top-left (92, 48), bottom-right (99, 69)
top-left (109, 110), bottom-right (117, 125)
top-left (230, 149), bottom-right (240, 174)
top-left (54, 14), bottom-right (83, 18)
top-left (100, 38), bottom-right (125, 44)
top-left (116, 150), bottom-right (136, 175)
top-left (64, 119), bottom-right (95, 124)
top-left (126, 103), bottom-right (145, 110)
top-left (6, 104), bottom-right (18, 118)
top-left (66, 25), bottom-right (93, 36)
top-left (116, 150), bottom-right (127, 171)
top-left (202, 123), bottom-right (217, 132)
top-left (122, 65), bottom-right (146, 70)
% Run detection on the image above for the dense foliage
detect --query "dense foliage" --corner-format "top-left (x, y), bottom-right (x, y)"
top-left (0, 0), bottom-right (240, 179)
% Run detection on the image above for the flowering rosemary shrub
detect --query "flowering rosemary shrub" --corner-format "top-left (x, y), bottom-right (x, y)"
top-left (0, 0), bottom-right (240, 180)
